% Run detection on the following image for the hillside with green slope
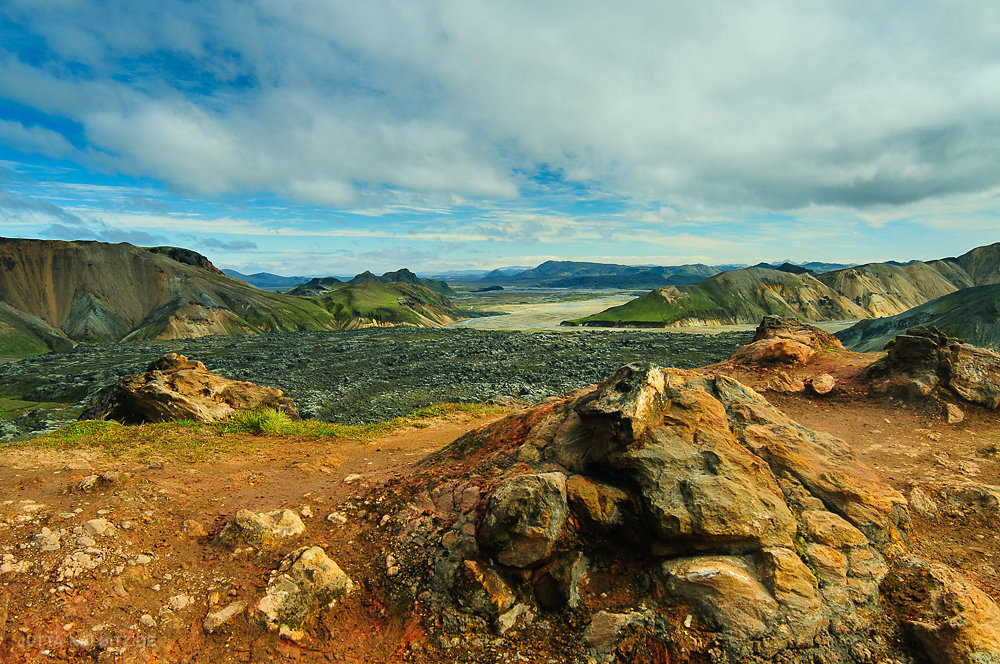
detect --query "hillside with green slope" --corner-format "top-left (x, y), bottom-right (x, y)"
top-left (837, 284), bottom-right (1000, 351)
top-left (0, 238), bottom-right (463, 356)
top-left (565, 268), bottom-right (867, 327)
top-left (568, 241), bottom-right (1000, 328)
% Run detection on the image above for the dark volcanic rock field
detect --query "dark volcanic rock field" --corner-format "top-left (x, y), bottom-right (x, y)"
top-left (0, 327), bottom-right (750, 438)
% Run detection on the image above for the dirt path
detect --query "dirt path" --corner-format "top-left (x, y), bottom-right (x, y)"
top-left (0, 412), bottom-right (505, 663)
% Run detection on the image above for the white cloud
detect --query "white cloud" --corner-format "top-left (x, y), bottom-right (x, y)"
top-left (1, 0), bottom-right (998, 216)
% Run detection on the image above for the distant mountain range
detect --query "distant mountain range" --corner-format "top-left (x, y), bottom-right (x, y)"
top-left (567, 243), bottom-right (1000, 328)
top-left (0, 239), bottom-right (461, 357)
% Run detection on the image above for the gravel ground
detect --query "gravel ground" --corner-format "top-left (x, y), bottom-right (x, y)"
top-left (0, 327), bottom-right (750, 438)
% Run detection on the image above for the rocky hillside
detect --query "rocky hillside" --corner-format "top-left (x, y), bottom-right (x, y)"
top-left (0, 238), bottom-right (462, 354)
top-left (837, 284), bottom-right (1000, 351)
top-left (569, 241), bottom-right (1000, 327)
top-left (566, 267), bottom-right (867, 327)
top-left (0, 301), bottom-right (75, 358)
top-left (349, 268), bottom-right (455, 295)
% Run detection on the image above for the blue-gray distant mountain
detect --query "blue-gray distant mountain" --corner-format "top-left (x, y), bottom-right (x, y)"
top-left (491, 260), bottom-right (723, 288)
top-left (222, 270), bottom-right (313, 291)
top-left (754, 261), bottom-right (854, 274)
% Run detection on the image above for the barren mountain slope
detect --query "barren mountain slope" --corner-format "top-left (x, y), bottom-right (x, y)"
top-left (838, 283), bottom-right (1000, 351)
top-left (0, 238), bottom-right (462, 349)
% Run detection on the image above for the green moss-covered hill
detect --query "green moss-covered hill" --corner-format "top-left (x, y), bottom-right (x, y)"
top-left (567, 242), bottom-right (1000, 328)
top-left (565, 267), bottom-right (867, 327)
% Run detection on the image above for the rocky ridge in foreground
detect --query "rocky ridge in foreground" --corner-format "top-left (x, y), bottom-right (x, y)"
top-left (374, 362), bottom-right (999, 663)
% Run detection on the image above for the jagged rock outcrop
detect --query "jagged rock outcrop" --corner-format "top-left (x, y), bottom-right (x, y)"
top-left (80, 353), bottom-right (298, 424)
top-left (366, 362), bottom-right (1000, 662)
top-left (867, 326), bottom-right (1000, 408)
top-left (731, 315), bottom-right (844, 365)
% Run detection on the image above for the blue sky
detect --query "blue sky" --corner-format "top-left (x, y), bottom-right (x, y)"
top-left (2, 1), bottom-right (1000, 276)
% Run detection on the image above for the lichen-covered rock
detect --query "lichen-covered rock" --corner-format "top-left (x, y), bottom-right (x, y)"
top-left (377, 361), bottom-right (993, 663)
top-left (257, 546), bottom-right (353, 641)
top-left (215, 509), bottom-right (305, 549)
top-left (452, 560), bottom-right (516, 619)
top-left (80, 352), bottom-right (298, 424)
top-left (478, 472), bottom-right (568, 568)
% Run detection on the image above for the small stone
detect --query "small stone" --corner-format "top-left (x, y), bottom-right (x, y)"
top-left (135, 554), bottom-right (152, 565)
top-left (139, 614), bottom-right (156, 628)
top-left (326, 512), bottom-right (347, 525)
top-left (76, 536), bottom-right (96, 548)
top-left (214, 509), bottom-right (305, 549)
top-left (182, 520), bottom-right (207, 537)
top-left (33, 528), bottom-right (61, 552)
top-left (257, 546), bottom-right (354, 641)
top-left (168, 594), bottom-right (192, 611)
top-left (83, 518), bottom-right (111, 536)
top-left (299, 506), bottom-right (313, 518)
top-left (909, 487), bottom-right (938, 520)
top-left (343, 474), bottom-right (363, 484)
top-left (203, 600), bottom-right (246, 634)
top-left (945, 403), bottom-right (965, 424)
top-left (809, 374), bottom-right (836, 395)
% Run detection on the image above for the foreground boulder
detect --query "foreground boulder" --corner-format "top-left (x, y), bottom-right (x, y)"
top-left (80, 353), bottom-right (298, 423)
top-left (375, 362), bottom-right (999, 663)
top-left (868, 326), bottom-right (1000, 408)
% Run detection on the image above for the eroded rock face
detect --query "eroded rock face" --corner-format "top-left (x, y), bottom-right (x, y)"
top-left (80, 353), bottom-right (298, 424)
top-left (479, 472), bottom-right (569, 567)
top-left (868, 326), bottom-right (1000, 409)
top-left (888, 557), bottom-right (1000, 664)
top-left (376, 361), bottom-right (987, 663)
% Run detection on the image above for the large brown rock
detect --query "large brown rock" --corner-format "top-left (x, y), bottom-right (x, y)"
top-left (869, 326), bottom-right (1000, 408)
top-left (80, 353), bottom-right (298, 423)
top-left (731, 316), bottom-right (844, 366)
top-left (479, 472), bottom-right (569, 568)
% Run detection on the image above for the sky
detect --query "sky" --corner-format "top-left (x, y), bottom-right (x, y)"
top-left (2, 1), bottom-right (1000, 276)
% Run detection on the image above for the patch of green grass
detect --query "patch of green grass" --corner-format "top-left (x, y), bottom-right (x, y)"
top-left (13, 402), bottom-right (509, 461)
top-left (0, 395), bottom-right (61, 420)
